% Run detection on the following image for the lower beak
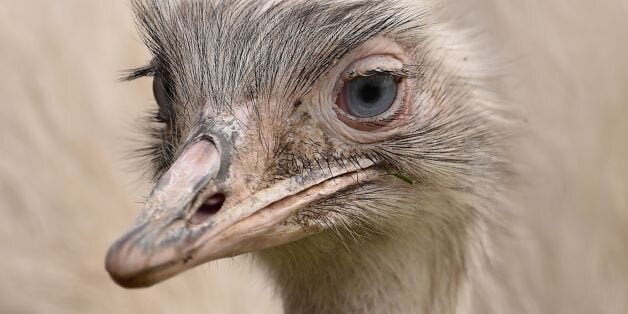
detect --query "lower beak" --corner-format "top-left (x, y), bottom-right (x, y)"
top-left (105, 139), bottom-right (376, 288)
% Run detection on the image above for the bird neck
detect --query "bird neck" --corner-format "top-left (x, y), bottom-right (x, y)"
top-left (255, 214), bottom-right (475, 314)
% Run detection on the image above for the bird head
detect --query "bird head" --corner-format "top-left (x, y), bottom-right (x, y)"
top-left (106, 0), bottom-right (503, 288)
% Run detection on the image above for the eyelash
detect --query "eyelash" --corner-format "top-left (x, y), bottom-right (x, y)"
top-left (121, 64), bottom-right (158, 82)
top-left (346, 64), bottom-right (423, 80)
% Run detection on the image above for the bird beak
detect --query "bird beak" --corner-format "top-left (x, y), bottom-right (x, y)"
top-left (105, 134), bottom-right (376, 288)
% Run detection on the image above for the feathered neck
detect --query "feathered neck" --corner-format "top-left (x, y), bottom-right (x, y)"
top-left (255, 201), bottom-right (480, 314)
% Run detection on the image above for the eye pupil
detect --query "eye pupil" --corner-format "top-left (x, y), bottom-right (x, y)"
top-left (359, 83), bottom-right (382, 103)
top-left (340, 74), bottom-right (398, 118)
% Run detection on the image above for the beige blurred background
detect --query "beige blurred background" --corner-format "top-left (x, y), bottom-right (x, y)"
top-left (0, 0), bottom-right (626, 313)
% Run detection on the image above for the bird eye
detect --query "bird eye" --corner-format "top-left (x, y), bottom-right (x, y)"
top-left (309, 44), bottom-right (411, 142)
top-left (152, 75), bottom-right (174, 123)
top-left (335, 74), bottom-right (401, 128)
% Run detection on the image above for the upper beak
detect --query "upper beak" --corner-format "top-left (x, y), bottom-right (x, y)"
top-left (105, 135), bottom-right (376, 288)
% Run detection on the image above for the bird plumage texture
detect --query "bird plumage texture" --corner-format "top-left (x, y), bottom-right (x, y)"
top-left (121, 1), bottom-right (511, 312)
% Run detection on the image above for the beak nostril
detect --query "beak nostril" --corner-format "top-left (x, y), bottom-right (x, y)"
top-left (190, 193), bottom-right (226, 225)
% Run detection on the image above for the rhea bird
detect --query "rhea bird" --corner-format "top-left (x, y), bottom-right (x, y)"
top-left (106, 0), bottom-right (509, 313)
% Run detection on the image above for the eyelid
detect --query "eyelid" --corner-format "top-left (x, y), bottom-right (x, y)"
top-left (333, 55), bottom-right (404, 100)
top-left (342, 54), bottom-right (405, 80)
top-left (359, 66), bottom-right (422, 79)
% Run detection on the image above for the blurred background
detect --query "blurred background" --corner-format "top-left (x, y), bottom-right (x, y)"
top-left (0, 0), bottom-right (626, 313)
